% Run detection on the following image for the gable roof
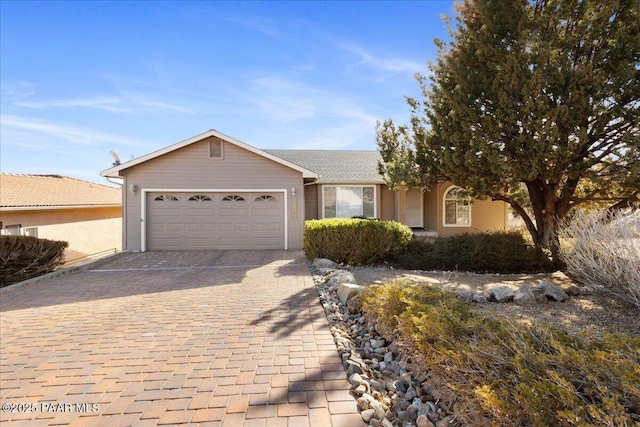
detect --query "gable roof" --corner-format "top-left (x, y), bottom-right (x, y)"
top-left (0, 174), bottom-right (121, 210)
top-left (264, 149), bottom-right (385, 184)
top-left (100, 129), bottom-right (318, 179)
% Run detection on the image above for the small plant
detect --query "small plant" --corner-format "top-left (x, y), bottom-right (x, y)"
top-left (387, 231), bottom-right (558, 273)
top-left (0, 235), bottom-right (68, 287)
top-left (360, 281), bottom-right (640, 426)
top-left (304, 218), bottom-right (412, 265)
top-left (559, 209), bottom-right (640, 309)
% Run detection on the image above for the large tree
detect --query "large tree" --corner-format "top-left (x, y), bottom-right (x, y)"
top-left (377, 0), bottom-right (640, 258)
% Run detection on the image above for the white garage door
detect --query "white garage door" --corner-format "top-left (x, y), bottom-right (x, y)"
top-left (147, 192), bottom-right (284, 250)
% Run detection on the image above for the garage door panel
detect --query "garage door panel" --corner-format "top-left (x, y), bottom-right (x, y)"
top-left (202, 224), bottom-right (217, 232)
top-left (185, 223), bottom-right (199, 232)
top-left (152, 239), bottom-right (183, 249)
top-left (252, 237), bottom-right (281, 246)
top-left (153, 208), bottom-right (182, 216)
top-left (267, 223), bottom-right (281, 231)
top-left (218, 222), bottom-right (233, 232)
top-left (251, 223), bottom-right (265, 231)
top-left (185, 208), bottom-right (215, 216)
top-left (147, 191), bottom-right (284, 250)
top-left (220, 237), bottom-right (250, 248)
top-left (252, 207), bottom-right (280, 215)
top-left (166, 224), bottom-right (183, 232)
top-left (219, 208), bottom-right (248, 216)
top-left (235, 223), bottom-right (249, 232)
top-left (185, 238), bottom-right (217, 248)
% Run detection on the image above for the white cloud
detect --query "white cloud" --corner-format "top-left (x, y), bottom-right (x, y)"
top-left (0, 115), bottom-right (145, 147)
top-left (233, 75), bottom-right (380, 149)
top-left (12, 92), bottom-right (195, 115)
top-left (231, 16), bottom-right (282, 38)
top-left (15, 96), bottom-right (132, 113)
top-left (330, 39), bottom-right (423, 79)
top-left (1, 81), bottom-right (37, 101)
top-left (247, 75), bottom-right (378, 122)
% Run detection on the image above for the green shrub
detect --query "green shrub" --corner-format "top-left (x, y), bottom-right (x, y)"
top-left (0, 235), bottom-right (68, 287)
top-left (304, 218), bottom-right (412, 265)
top-left (360, 281), bottom-right (640, 426)
top-left (387, 231), bottom-right (559, 273)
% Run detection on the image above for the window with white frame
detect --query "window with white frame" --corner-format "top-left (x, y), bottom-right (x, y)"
top-left (24, 227), bottom-right (38, 237)
top-left (5, 224), bottom-right (21, 236)
top-left (443, 186), bottom-right (471, 226)
top-left (323, 186), bottom-right (375, 218)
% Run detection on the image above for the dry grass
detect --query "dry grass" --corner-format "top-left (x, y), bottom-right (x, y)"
top-left (359, 282), bottom-right (640, 426)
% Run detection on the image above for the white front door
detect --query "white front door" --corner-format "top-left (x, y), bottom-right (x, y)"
top-left (405, 189), bottom-right (424, 228)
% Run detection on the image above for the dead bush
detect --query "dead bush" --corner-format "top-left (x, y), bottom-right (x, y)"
top-left (559, 209), bottom-right (640, 309)
top-left (0, 235), bottom-right (68, 287)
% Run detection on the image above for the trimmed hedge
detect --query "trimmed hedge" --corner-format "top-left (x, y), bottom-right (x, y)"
top-left (0, 235), bottom-right (68, 287)
top-left (387, 231), bottom-right (559, 273)
top-left (304, 218), bottom-right (412, 265)
top-left (360, 282), bottom-right (640, 426)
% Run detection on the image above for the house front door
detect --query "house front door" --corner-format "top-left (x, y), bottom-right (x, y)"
top-left (405, 189), bottom-right (424, 228)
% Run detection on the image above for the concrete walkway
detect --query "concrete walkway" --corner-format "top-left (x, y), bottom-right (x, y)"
top-left (0, 250), bottom-right (364, 426)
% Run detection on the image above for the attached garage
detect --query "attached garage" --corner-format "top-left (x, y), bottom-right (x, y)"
top-left (145, 190), bottom-right (285, 250)
top-left (100, 130), bottom-right (318, 252)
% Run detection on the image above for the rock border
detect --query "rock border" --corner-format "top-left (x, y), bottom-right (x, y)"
top-left (310, 258), bottom-right (454, 427)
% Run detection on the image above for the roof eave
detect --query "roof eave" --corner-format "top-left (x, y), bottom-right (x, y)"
top-left (0, 204), bottom-right (121, 211)
top-left (314, 180), bottom-right (386, 185)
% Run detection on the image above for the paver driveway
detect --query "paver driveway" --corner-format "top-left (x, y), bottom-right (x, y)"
top-left (0, 250), bottom-right (364, 426)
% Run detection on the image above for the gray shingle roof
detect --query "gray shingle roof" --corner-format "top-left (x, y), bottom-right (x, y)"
top-left (263, 150), bottom-right (384, 183)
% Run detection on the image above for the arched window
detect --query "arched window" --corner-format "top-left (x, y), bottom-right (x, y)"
top-left (222, 195), bottom-right (245, 202)
top-left (443, 186), bottom-right (471, 226)
top-left (255, 195), bottom-right (276, 202)
top-left (154, 195), bottom-right (179, 201)
top-left (188, 195), bottom-right (212, 201)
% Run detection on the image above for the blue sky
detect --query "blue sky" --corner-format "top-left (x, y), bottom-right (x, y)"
top-left (1, 1), bottom-right (455, 184)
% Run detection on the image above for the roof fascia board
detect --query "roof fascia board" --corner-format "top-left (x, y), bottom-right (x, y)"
top-left (314, 180), bottom-right (386, 185)
top-left (0, 204), bottom-right (121, 211)
top-left (100, 129), bottom-right (318, 179)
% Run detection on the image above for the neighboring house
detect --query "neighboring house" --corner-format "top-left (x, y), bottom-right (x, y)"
top-left (0, 174), bottom-right (122, 264)
top-left (100, 129), bottom-right (508, 251)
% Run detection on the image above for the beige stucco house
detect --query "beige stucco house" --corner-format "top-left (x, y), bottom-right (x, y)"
top-left (101, 129), bottom-right (508, 251)
top-left (0, 174), bottom-right (122, 263)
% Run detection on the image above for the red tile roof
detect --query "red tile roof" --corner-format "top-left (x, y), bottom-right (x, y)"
top-left (0, 174), bottom-right (121, 208)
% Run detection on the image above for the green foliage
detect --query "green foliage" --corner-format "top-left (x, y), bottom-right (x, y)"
top-left (304, 218), bottom-right (412, 265)
top-left (360, 282), bottom-right (640, 426)
top-left (377, 0), bottom-right (640, 255)
top-left (0, 235), bottom-right (68, 287)
top-left (387, 232), bottom-right (559, 273)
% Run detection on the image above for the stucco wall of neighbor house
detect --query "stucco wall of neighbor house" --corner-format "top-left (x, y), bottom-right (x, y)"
top-left (0, 206), bottom-right (122, 262)
top-left (121, 138), bottom-right (305, 251)
top-left (435, 182), bottom-right (508, 236)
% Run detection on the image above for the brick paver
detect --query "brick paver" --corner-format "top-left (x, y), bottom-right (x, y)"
top-left (0, 250), bottom-right (365, 426)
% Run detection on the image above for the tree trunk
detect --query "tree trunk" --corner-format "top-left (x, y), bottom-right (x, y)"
top-left (536, 211), bottom-right (561, 261)
top-left (526, 180), bottom-right (562, 263)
